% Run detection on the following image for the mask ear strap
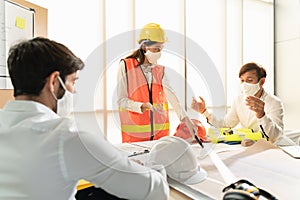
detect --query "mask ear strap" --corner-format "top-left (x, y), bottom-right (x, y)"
top-left (57, 76), bottom-right (67, 91)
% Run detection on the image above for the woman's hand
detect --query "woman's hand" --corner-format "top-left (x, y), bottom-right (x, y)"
top-left (181, 117), bottom-right (198, 136)
top-left (141, 102), bottom-right (153, 112)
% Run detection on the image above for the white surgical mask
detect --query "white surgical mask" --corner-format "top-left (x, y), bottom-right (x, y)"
top-left (57, 76), bottom-right (74, 118)
top-left (240, 82), bottom-right (260, 97)
top-left (145, 50), bottom-right (161, 64)
top-left (57, 90), bottom-right (74, 117)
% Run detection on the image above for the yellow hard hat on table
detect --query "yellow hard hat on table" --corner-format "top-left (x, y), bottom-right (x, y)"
top-left (138, 23), bottom-right (167, 43)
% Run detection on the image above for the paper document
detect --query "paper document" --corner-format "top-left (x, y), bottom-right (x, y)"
top-left (280, 145), bottom-right (300, 159)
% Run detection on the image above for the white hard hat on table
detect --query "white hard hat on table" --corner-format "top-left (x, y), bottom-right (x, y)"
top-left (147, 136), bottom-right (207, 185)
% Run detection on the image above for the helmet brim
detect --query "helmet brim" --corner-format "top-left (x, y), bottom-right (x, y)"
top-left (183, 167), bottom-right (207, 185)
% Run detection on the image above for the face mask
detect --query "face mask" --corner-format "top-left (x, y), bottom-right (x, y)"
top-left (145, 50), bottom-right (161, 64)
top-left (57, 76), bottom-right (74, 117)
top-left (57, 90), bottom-right (74, 117)
top-left (240, 82), bottom-right (260, 97)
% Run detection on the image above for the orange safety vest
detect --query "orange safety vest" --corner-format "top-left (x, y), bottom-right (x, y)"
top-left (119, 58), bottom-right (170, 143)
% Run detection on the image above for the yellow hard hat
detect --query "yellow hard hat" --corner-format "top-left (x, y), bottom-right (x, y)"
top-left (138, 23), bottom-right (167, 43)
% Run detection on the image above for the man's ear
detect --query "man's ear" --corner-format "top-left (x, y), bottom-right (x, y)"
top-left (47, 71), bottom-right (60, 92)
top-left (260, 77), bottom-right (266, 86)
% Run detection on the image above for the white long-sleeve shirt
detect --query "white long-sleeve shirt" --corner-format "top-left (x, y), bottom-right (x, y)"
top-left (204, 91), bottom-right (284, 143)
top-left (117, 60), bottom-right (187, 120)
top-left (0, 100), bottom-right (169, 200)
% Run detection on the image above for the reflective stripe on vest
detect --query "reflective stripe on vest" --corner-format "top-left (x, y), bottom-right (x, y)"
top-left (121, 122), bottom-right (170, 133)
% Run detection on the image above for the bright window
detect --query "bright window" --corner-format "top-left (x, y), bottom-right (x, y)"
top-left (28, 0), bottom-right (274, 144)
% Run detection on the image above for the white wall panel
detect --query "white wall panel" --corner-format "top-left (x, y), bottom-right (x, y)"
top-left (275, 0), bottom-right (300, 130)
top-left (275, 0), bottom-right (300, 42)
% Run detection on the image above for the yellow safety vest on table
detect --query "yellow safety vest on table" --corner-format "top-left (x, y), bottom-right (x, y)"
top-left (208, 128), bottom-right (264, 143)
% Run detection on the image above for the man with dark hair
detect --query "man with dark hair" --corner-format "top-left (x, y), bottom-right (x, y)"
top-left (0, 37), bottom-right (169, 200)
top-left (192, 62), bottom-right (284, 143)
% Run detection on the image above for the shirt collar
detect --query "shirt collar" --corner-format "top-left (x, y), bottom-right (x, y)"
top-left (3, 100), bottom-right (59, 119)
top-left (140, 64), bottom-right (154, 73)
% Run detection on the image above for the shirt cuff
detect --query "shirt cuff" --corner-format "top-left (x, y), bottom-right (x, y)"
top-left (257, 114), bottom-right (267, 124)
top-left (135, 102), bottom-right (144, 114)
top-left (202, 110), bottom-right (211, 118)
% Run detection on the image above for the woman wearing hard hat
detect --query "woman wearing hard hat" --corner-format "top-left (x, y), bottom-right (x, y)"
top-left (117, 23), bottom-right (197, 143)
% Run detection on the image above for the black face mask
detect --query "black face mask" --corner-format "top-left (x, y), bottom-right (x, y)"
top-left (223, 179), bottom-right (278, 200)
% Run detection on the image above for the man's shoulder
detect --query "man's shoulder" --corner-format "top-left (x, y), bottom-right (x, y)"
top-left (264, 92), bottom-right (282, 103)
top-left (29, 117), bottom-right (75, 135)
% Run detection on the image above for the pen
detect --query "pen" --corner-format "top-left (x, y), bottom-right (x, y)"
top-left (194, 134), bottom-right (204, 148)
top-left (128, 149), bottom-right (150, 157)
top-left (259, 125), bottom-right (269, 141)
